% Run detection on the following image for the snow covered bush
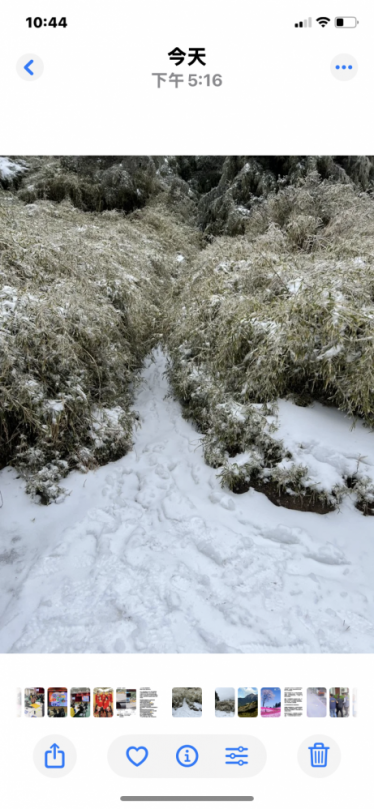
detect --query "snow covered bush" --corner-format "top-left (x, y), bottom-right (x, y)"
top-left (3, 156), bottom-right (374, 514)
top-left (167, 176), bottom-right (374, 512)
top-left (197, 156), bottom-right (374, 236)
top-left (16, 156), bottom-right (161, 213)
top-left (0, 157), bottom-right (27, 190)
top-left (0, 189), bottom-right (198, 501)
top-left (353, 477), bottom-right (374, 516)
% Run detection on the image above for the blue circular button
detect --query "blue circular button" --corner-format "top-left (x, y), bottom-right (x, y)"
top-left (176, 745), bottom-right (199, 767)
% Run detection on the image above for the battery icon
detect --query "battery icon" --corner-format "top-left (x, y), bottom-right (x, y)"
top-left (335, 17), bottom-right (359, 27)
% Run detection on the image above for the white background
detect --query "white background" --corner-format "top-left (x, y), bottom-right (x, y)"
top-left (0, 0), bottom-right (373, 153)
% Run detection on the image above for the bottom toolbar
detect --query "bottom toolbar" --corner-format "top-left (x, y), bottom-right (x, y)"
top-left (32, 734), bottom-right (342, 780)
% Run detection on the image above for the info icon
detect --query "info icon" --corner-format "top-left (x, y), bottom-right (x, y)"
top-left (331, 53), bottom-right (358, 80)
top-left (176, 745), bottom-right (199, 767)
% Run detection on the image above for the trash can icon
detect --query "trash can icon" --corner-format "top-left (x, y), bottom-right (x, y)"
top-left (308, 742), bottom-right (330, 768)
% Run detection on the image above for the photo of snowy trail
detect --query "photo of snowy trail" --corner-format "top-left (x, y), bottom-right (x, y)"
top-left (307, 690), bottom-right (327, 718)
top-left (2, 155), bottom-right (374, 656)
top-left (1, 348), bottom-right (374, 655)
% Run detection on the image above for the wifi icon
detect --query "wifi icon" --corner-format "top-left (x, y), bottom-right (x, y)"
top-left (316, 16), bottom-right (331, 27)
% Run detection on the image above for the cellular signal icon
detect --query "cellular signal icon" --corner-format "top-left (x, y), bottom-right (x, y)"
top-left (316, 16), bottom-right (331, 26)
top-left (295, 17), bottom-right (312, 27)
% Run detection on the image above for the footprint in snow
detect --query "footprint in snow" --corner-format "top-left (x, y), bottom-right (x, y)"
top-left (305, 544), bottom-right (348, 565)
top-left (154, 464), bottom-right (170, 480)
top-left (261, 525), bottom-right (306, 545)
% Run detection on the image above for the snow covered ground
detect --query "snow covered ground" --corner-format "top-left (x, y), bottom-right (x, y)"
top-left (215, 709), bottom-right (235, 718)
top-left (274, 398), bottom-right (374, 499)
top-left (0, 348), bottom-right (374, 654)
top-left (172, 700), bottom-right (202, 718)
top-left (307, 691), bottom-right (327, 718)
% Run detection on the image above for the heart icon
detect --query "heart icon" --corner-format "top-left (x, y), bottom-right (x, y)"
top-left (126, 746), bottom-right (149, 767)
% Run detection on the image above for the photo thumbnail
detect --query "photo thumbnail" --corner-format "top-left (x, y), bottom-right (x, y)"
top-left (329, 688), bottom-right (350, 717)
top-left (16, 688), bottom-right (21, 718)
top-left (47, 687), bottom-right (67, 718)
top-left (238, 688), bottom-right (258, 718)
top-left (24, 687), bottom-right (44, 718)
top-left (307, 687), bottom-right (327, 718)
top-left (139, 687), bottom-right (158, 718)
top-left (172, 688), bottom-right (202, 718)
top-left (215, 687), bottom-right (235, 717)
top-left (70, 687), bottom-right (90, 717)
top-left (284, 687), bottom-right (303, 717)
top-left (93, 688), bottom-right (113, 718)
top-left (116, 688), bottom-right (136, 717)
top-left (261, 688), bottom-right (281, 718)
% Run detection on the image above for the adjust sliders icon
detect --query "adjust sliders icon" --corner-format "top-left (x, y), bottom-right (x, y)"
top-left (225, 746), bottom-right (248, 766)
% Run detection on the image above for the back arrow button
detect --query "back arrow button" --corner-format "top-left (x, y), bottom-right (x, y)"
top-left (17, 53), bottom-right (44, 80)
top-left (24, 59), bottom-right (34, 76)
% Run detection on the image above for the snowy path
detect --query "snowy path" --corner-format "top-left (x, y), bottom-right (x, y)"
top-left (1, 348), bottom-right (374, 654)
top-left (307, 692), bottom-right (327, 718)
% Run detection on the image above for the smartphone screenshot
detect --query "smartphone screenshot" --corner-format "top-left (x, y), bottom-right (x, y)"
top-left (0, 1), bottom-right (373, 807)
